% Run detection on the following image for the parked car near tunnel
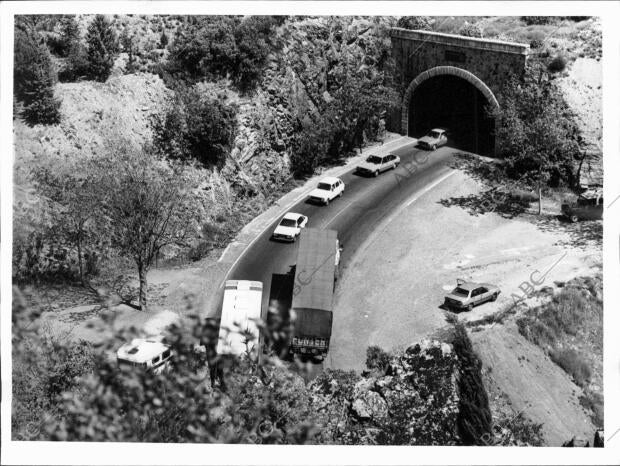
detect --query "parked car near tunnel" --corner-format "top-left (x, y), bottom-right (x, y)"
top-left (443, 279), bottom-right (500, 312)
top-left (418, 128), bottom-right (448, 151)
top-left (561, 189), bottom-right (603, 222)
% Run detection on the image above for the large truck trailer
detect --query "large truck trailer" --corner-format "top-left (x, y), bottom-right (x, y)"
top-left (289, 228), bottom-right (340, 360)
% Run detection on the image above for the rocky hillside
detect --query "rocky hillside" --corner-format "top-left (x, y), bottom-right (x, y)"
top-left (310, 340), bottom-right (462, 445)
top-left (14, 72), bottom-right (169, 185)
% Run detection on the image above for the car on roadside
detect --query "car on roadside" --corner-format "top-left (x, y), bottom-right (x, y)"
top-left (272, 212), bottom-right (309, 242)
top-left (308, 177), bottom-right (345, 205)
top-left (356, 153), bottom-right (400, 177)
top-left (443, 279), bottom-right (500, 312)
top-left (418, 128), bottom-right (448, 151)
top-left (561, 189), bottom-right (603, 222)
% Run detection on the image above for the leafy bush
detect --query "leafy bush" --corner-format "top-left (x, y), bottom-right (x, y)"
top-left (517, 288), bottom-right (589, 348)
top-left (521, 16), bottom-right (554, 25)
top-left (13, 291), bottom-right (322, 443)
top-left (549, 348), bottom-right (591, 387)
top-left (365, 345), bottom-right (391, 373)
top-left (396, 16), bottom-right (433, 31)
top-left (529, 39), bottom-right (544, 49)
top-left (458, 22), bottom-right (484, 38)
top-left (59, 41), bottom-right (90, 81)
top-left (548, 54), bottom-right (568, 73)
top-left (12, 288), bottom-right (96, 440)
top-left (579, 390), bottom-right (604, 428)
top-left (162, 15), bottom-right (281, 92)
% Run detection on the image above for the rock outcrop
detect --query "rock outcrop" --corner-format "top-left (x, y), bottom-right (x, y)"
top-left (310, 339), bottom-right (461, 445)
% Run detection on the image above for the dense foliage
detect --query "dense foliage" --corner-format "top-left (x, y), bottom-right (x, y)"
top-left (452, 323), bottom-right (493, 445)
top-left (491, 64), bottom-right (581, 188)
top-left (162, 16), bottom-right (282, 92)
top-left (396, 16), bottom-right (434, 31)
top-left (56, 15), bottom-right (81, 57)
top-left (13, 22), bottom-right (61, 125)
top-left (151, 85), bottom-right (238, 167)
top-left (458, 22), bottom-right (484, 38)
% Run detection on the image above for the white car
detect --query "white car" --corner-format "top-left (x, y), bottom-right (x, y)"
top-left (418, 128), bottom-right (449, 150)
top-left (272, 212), bottom-right (308, 242)
top-left (308, 177), bottom-right (345, 205)
top-left (356, 153), bottom-right (400, 177)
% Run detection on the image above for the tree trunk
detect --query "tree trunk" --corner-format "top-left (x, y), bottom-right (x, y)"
top-left (77, 233), bottom-right (84, 285)
top-left (138, 263), bottom-right (147, 311)
top-left (538, 185), bottom-right (543, 215)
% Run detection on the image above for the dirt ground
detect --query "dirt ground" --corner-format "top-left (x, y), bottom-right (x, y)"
top-left (471, 322), bottom-right (595, 446)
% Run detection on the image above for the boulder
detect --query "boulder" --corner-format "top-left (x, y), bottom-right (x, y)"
top-left (351, 389), bottom-right (388, 421)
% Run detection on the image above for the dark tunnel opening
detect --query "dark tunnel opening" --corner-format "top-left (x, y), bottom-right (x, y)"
top-left (409, 74), bottom-right (496, 156)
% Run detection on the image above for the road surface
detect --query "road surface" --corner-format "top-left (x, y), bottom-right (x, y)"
top-left (215, 142), bottom-right (456, 355)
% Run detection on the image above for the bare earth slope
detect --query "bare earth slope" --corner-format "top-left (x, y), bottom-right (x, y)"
top-left (14, 72), bottom-right (170, 186)
top-left (470, 323), bottom-right (594, 446)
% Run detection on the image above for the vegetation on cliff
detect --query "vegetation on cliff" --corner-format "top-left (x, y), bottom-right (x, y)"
top-left (14, 289), bottom-right (532, 445)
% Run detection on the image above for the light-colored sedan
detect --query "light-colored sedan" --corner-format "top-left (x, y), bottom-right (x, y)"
top-left (356, 153), bottom-right (400, 177)
top-left (443, 279), bottom-right (500, 312)
top-left (272, 212), bottom-right (308, 242)
top-left (308, 177), bottom-right (345, 205)
top-left (418, 128), bottom-right (448, 151)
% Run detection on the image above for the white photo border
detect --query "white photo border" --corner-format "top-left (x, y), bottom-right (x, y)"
top-left (1, 1), bottom-right (619, 465)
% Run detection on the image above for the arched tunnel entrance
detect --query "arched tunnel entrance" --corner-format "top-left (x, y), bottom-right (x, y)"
top-left (405, 69), bottom-right (498, 156)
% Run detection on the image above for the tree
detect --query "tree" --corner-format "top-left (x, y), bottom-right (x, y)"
top-left (30, 156), bottom-right (107, 284)
top-left (159, 30), bottom-right (169, 48)
top-left (119, 28), bottom-right (139, 74)
top-left (85, 14), bottom-right (118, 82)
top-left (491, 66), bottom-right (581, 212)
top-left (14, 24), bottom-right (61, 125)
top-left (57, 15), bottom-right (80, 57)
top-left (91, 143), bottom-right (207, 310)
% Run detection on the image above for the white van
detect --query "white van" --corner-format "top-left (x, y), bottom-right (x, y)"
top-left (116, 338), bottom-right (172, 374)
top-left (217, 280), bottom-right (263, 357)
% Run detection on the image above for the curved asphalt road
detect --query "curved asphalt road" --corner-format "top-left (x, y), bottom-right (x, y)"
top-left (221, 142), bottom-right (456, 336)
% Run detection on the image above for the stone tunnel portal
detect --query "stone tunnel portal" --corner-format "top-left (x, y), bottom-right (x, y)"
top-left (409, 73), bottom-right (496, 156)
